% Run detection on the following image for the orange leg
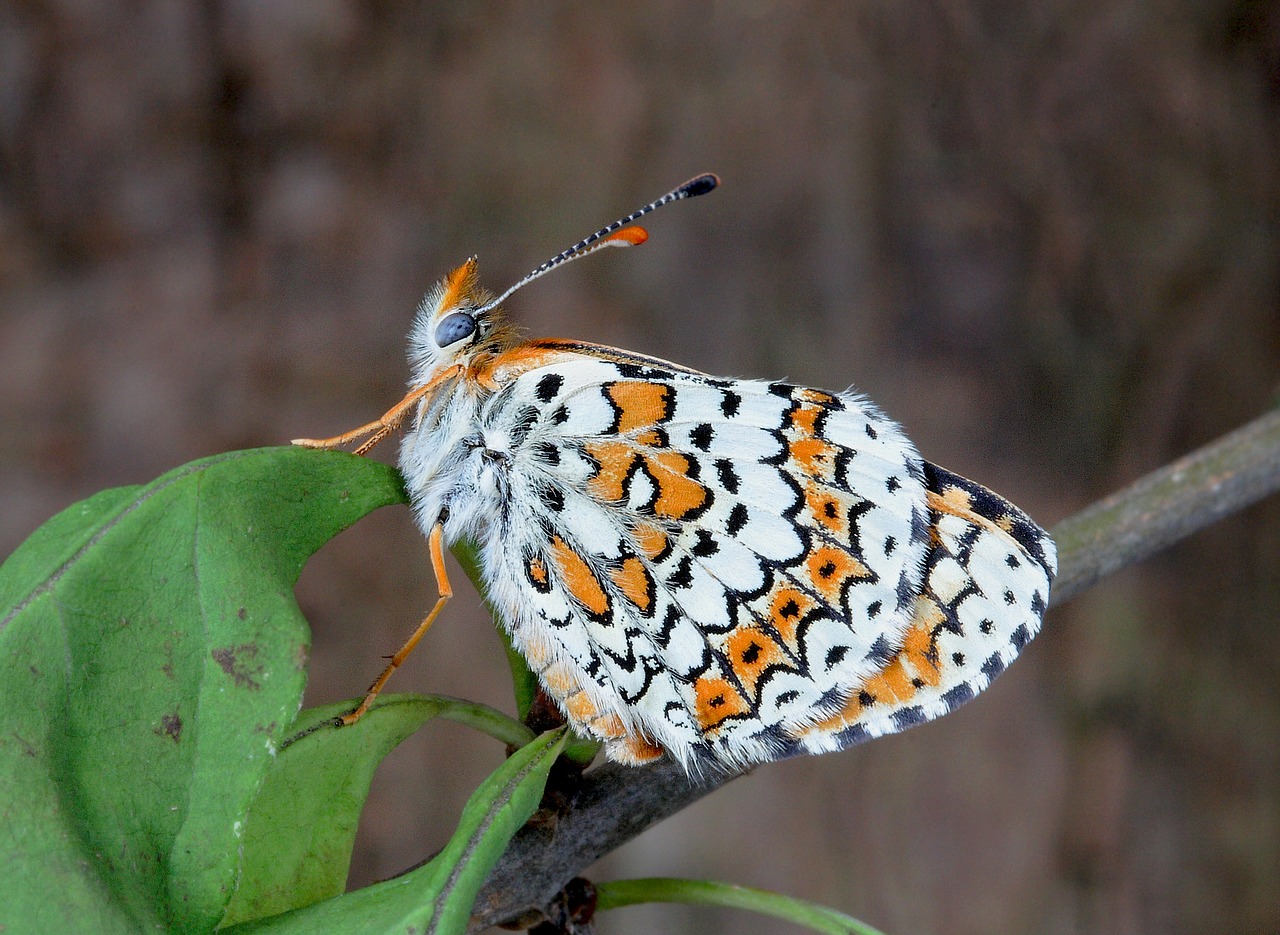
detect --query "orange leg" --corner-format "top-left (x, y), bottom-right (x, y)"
top-left (341, 521), bottom-right (453, 726)
top-left (292, 365), bottom-right (460, 456)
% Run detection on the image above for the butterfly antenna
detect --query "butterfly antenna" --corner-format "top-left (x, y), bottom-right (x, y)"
top-left (477, 173), bottom-right (719, 314)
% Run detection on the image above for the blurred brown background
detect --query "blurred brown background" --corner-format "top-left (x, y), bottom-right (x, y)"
top-left (2, 2), bottom-right (1278, 933)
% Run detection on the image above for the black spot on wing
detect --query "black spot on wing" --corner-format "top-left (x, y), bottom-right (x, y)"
top-left (666, 554), bottom-right (694, 589)
top-left (714, 458), bottom-right (740, 493)
top-left (535, 373), bottom-right (564, 402)
top-left (537, 483), bottom-right (565, 513)
top-left (615, 362), bottom-right (669, 380)
top-left (835, 723), bottom-right (871, 747)
top-left (532, 441), bottom-right (561, 465)
top-left (941, 682), bottom-right (975, 710)
top-left (865, 634), bottom-right (894, 664)
top-left (890, 706), bottom-right (925, 730)
top-left (691, 529), bottom-right (719, 556)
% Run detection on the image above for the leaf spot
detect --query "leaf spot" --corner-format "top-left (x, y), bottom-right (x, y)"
top-left (212, 644), bottom-right (263, 690)
top-left (155, 712), bottom-right (183, 744)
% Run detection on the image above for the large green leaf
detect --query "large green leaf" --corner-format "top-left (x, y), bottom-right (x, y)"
top-left (222, 694), bottom-right (535, 927)
top-left (223, 728), bottom-right (567, 935)
top-left (0, 448), bottom-right (406, 933)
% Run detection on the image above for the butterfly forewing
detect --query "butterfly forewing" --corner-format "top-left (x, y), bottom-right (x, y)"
top-left (470, 348), bottom-right (938, 766)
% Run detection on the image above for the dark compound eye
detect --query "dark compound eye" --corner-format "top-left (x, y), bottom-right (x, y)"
top-left (434, 311), bottom-right (478, 347)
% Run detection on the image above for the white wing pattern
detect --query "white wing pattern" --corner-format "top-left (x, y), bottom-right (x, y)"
top-left (464, 348), bottom-right (1056, 768)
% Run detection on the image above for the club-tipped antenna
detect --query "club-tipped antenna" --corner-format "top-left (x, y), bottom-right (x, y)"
top-left (476, 173), bottom-right (719, 315)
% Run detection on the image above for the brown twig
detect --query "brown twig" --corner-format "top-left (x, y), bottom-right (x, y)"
top-left (468, 407), bottom-right (1280, 931)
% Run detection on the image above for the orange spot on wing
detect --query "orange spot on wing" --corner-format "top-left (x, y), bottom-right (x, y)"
top-left (608, 733), bottom-right (666, 765)
top-left (866, 659), bottom-right (914, 705)
top-left (927, 487), bottom-right (1012, 541)
top-left (521, 634), bottom-right (552, 671)
top-left (479, 344), bottom-right (579, 386)
top-left (693, 674), bottom-right (752, 729)
top-left (585, 440), bottom-right (640, 503)
top-left (632, 522), bottom-right (670, 560)
top-left (803, 544), bottom-right (871, 604)
top-left (804, 485), bottom-right (851, 538)
top-left (541, 661), bottom-right (578, 698)
top-left (764, 584), bottom-right (819, 647)
top-left (609, 556), bottom-right (655, 613)
top-left (606, 381), bottom-right (673, 433)
top-left (566, 690), bottom-right (600, 723)
top-left (808, 687), bottom-right (870, 734)
top-left (549, 536), bottom-right (610, 617)
top-left (723, 626), bottom-right (789, 699)
top-left (929, 485), bottom-right (975, 519)
top-left (797, 388), bottom-right (839, 407)
top-left (901, 599), bottom-right (944, 687)
top-left (790, 402), bottom-right (823, 434)
top-left (647, 451), bottom-right (708, 519)
top-left (786, 403), bottom-right (841, 480)
top-left (805, 596), bottom-right (948, 735)
top-left (591, 713), bottom-right (629, 739)
top-left (788, 435), bottom-right (839, 480)
top-left (528, 556), bottom-right (548, 586)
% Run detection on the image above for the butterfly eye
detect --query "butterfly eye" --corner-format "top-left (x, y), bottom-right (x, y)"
top-left (434, 311), bottom-right (478, 348)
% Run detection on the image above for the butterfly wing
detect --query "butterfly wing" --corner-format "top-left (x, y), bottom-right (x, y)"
top-left (472, 343), bottom-right (948, 767)
top-left (786, 462), bottom-right (1056, 756)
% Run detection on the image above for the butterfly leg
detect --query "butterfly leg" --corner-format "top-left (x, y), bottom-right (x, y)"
top-left (340, 520), bottom-right (453, 726)
top-left (292, 365), bottom-right (461, 455)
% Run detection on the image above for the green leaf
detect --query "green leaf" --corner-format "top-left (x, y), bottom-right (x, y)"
top-left (222, 694), bottom-right (536, 927)
top-left (221, 696), bottom-right (442, 926)
top-left (222, 728), bottom-right (567, 935)
top-left (595, 877), bottom-right (888, 935)
top-left (0, 447), bottom-right (406, 934)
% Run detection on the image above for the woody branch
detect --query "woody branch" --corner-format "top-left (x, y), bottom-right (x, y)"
top-left (468, 406), bottom-right (1280, 931)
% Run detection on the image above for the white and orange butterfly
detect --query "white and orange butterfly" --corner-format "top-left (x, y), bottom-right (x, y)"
top-left (295, 175), bottom-right (1056, 770)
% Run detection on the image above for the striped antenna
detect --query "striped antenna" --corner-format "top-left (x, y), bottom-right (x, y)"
top-left (477, 173), bottom-right (719, 314)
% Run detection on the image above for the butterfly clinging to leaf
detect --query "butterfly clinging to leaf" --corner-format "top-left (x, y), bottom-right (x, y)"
top-left (294, 175), bottom-right (1056, 770)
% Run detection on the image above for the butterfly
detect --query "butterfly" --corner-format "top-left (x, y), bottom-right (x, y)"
top-left (294, 175), bottom-right (1056, 770)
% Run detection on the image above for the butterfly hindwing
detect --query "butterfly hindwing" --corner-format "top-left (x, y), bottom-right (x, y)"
top-left (788, 462), bottom-right (1057, 756)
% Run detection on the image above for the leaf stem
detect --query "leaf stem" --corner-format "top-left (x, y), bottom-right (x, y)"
top-left (595, 878), bottom-right (887, 935)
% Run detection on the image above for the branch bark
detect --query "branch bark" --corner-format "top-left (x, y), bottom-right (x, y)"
top-left (469, 407), bottom-right (1280, 931)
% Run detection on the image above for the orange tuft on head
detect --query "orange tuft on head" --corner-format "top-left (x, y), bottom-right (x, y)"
top-left (439, 258), bottom-right (479, 313)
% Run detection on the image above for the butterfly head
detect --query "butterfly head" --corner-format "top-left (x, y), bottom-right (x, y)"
top-left (407, 258), bottom-right (512, 384)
